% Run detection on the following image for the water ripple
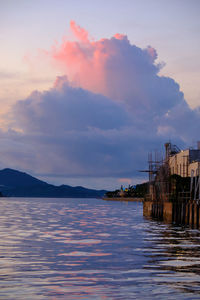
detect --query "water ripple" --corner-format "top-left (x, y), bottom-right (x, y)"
top-left (0, 198), bottom-right (200, 299)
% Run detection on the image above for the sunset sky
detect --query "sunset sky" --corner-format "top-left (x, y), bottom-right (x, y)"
top-left (0, 0), bottom-right (200, 189)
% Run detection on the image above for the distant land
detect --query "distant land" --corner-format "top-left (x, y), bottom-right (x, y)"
top-left (0, 168), bottom-right (107, 198)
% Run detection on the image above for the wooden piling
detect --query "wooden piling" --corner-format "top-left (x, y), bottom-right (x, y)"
top-left (143, 198), bottom-right (200, 228)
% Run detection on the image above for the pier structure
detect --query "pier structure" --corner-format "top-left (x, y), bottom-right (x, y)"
top-left (143, 142), bottom-right (200, 228)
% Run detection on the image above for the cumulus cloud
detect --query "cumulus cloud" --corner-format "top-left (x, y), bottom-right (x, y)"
top-left (2, 21), bottom-right (200, 187)
top-left (12, 76), bottom-right (130, 134)
top-left (49, 21), bottom-right (184, 118)
top-left (8, 76), bottom-right (147, 177)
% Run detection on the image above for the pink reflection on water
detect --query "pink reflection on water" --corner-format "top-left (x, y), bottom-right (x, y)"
top-left (58, 251), bottom-right (111, 257)
top-left (46, 283), bottom-right (111, 299)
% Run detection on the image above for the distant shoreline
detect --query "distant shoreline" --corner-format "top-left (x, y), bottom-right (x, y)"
top-left (102, 197), bottom-right (144, 202)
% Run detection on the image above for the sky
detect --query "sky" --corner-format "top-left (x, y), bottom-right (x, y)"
top-left (0, 0), bottom-right (200, 190)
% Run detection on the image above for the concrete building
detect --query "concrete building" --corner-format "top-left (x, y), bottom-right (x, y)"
top-left (144, 142), bottom-right (200, 227)
top-left (167, 142), bottom-right (200, 177)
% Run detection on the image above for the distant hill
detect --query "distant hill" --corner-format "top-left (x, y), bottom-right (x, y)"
top-left (0, 168), bottom-right (107, 198)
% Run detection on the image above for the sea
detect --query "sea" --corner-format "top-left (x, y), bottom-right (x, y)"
top-left (0, 197), bottom-right (200, 300)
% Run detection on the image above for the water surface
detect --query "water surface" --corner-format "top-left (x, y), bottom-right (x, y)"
top-left (0, 198), bottom-right (200, 299)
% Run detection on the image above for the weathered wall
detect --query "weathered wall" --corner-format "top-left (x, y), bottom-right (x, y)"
top-left (163, 202), bottom-right (173, 223)
top-left (143, 200), bottom-right (200, 228)
top-left (143, 201), bottom-right (153, 217)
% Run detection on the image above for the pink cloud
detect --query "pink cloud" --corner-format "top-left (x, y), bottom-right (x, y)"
top-left (2, 21), bottom-right (194, 185)
top-left (70, 20), bottom-right (89, 43)
top-left (50, 22), bottom-right (108, 96)
top-left (47, 21), bottom-right (182, 119)
top-left (145, 46), bottom-right (157, 62)
top-left (49, 21), bottom-right (160, 102)
top-left (118, 178), bottom-right (132, 185)
top-left (114, 33), bottom-right (128, 41)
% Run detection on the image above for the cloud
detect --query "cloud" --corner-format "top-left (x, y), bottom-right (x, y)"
top-left (0, 70), bottom-right (19, 79)
top-left (8, 76), bottom-right (145, 177)
top-left (1, 21), bottom-right (200, 187)
top-left (49, 21), bottom-right (184, 118)
top-left (70, 20), bottom-right (90, 43)
top-left (12, 76), bottom-right (129, 134)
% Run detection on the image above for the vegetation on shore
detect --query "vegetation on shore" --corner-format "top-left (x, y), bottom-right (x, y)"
top-left (105, 173), bottom-right (192, 200)
top-left (105, 182), bottom-right (148, 198)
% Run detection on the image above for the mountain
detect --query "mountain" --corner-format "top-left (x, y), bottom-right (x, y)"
top-left (0, 168), bottom-right (107, 198)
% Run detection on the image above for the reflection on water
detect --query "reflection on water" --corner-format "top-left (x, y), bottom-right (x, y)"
top-left (0, 198), bottom-right (200, 299)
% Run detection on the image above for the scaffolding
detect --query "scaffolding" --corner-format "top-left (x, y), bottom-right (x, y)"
top-left (147, 143), bottom-right (180, 202)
